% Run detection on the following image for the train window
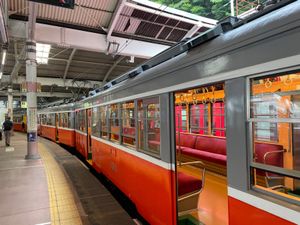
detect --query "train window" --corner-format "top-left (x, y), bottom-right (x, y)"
top-left (190, 104), bottom-right (209, 134)
top-left (252, 168), bottom-right (300, 202)
top-left (59, 112), bottom-right (69, 128)
top-left (212, 102), bottom-right (226, 137)
top-left (100, 106), bottom-right (108, 139)
top-left (121, 101), bottom-right (136, 147)
top-left (41, 114), bottom-right (46, 125)
top-left (138, 97), bottom-right (160, 157)
top-left (75, 112), bottom-right (79, 130)
top-left (109, 104), bottom-right (120, 142)
top-left (175, 105), bottom-right (188, 132)
top-left (47, 114), bottom-right (55, 126)
top-left (77, 110), bottom-right (86, 132)
top-left (92, 106), bottom-right (101, 138)
top-left (249, 72), bottom-right (300, 201)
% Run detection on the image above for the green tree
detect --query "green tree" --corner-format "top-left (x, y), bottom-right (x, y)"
top-left (150, 0), bottom-right (231, 20)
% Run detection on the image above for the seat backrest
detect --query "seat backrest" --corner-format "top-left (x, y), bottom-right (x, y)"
top-left (176, 133), bottom-right (197, 148)
top-left (254, 142), bottom-right (283, 167)
top-left (195, 136), bottom-right (227, 155)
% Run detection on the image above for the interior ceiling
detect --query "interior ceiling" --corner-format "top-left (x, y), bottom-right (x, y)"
top-left (3, 0), bottom-right (216, 105)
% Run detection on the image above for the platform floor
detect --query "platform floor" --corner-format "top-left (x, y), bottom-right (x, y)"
top-left (0, 133), bottom-right (135, 225)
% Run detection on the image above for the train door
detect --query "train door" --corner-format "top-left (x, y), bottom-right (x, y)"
top-left (174, 83), bottom-right (228, 225)
top-left (87, 108), bottom-right (92, 163)
top-left (291, 96), bottom-right (300, 190)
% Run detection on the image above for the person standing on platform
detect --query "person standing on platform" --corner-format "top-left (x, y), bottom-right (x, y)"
top-left (3, 117), bottom-right (13, 146)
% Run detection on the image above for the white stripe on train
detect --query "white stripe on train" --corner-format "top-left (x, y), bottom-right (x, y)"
top-left (228, 187), bottom-right (300, 224)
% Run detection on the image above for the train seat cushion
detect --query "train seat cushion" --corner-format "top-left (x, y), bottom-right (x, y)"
top-left (177, 172), bottom-right (202, 196)
top-left (254, 143), bottom-right (284, 167)
top-left (181, 147), bottom-right (227, 165)
top-left (195, 136), bottom-right (226, 155)
top-left (176, 133), bottom-right (197, 148)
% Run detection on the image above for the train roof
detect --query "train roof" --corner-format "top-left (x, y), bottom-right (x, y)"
top-left (40, 0), bottom-right (300, 110)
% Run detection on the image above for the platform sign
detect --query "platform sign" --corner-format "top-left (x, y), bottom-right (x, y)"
top-left (29, 0), bottom-right (75, 9)
top-left (28, 108), bottom-right (37, 131)
top-left (21, 101), bottom-right (27, 109)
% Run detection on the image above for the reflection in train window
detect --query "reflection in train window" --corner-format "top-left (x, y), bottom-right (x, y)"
top-left (92, 106), bottom-right (101, 138)
top-left (121, 101), bottom-right (136, 147)
top-left (109, 104), bottom-right (120, 142)
top-left (249, 72), bottom-right (300, 201)
top-left (138, 97), bottom-right (160, 157)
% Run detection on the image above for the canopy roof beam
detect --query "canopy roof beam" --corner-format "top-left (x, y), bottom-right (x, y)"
top-left (107, 0), bottom-right (126, 41)
top-left (9, 20), bottom-right (170, 59)
top-left (63, 48), bottom-right (76, 83)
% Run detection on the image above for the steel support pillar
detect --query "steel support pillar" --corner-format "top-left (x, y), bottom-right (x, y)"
top-left (25, 2), bottom-right (39, 160)
top-left (7, 88), bottom-right (13, 119)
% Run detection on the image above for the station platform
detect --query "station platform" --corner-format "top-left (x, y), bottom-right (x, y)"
top-left (0, 132), bottom-right (136, 225)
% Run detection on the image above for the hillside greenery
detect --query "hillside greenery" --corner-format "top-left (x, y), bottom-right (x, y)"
top-left (150, 0), bottom-right (231, 20)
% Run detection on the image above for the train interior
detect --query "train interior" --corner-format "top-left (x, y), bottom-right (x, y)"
top-left (174, 83), bottom-right (228, 225)
top-left (175, 73), bottom-right (300, 224)
top-left (250, 73), bottom-right (300, 200)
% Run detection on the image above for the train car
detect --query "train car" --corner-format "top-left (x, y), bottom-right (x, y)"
top-left (37, 1), bottom-right (300, 225)
top-left (12, 113), bottom-right (27, 132)
top-left (38, 105), bottom-right (75, 147)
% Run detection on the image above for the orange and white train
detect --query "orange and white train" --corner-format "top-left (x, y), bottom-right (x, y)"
top-left (37, 1), bottom-right (300, 224)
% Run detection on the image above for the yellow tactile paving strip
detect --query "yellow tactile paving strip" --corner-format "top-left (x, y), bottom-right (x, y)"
top-left (39, 144), bottom-right (83, 225)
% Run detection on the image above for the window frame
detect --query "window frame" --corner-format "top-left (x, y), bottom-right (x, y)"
top-left (247, 73), bottom-right (300, 205)
top-left (92, 106), bottom-right (101, 138)
top-left (137, 96), bottom-right (161, 159)
top-left (120, 101), bottom-right (136, 148)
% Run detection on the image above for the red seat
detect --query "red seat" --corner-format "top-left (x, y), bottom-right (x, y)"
top-left (176, 133), bottom-right (197, 149)
top-left (177, 172), bottom-right (202, 196)
top-left (254, 143), bottom-right (284, 166)
top-left (195, 136), bottom-right (226, 155)
top-left (181, 147), bottom-right (227, 165)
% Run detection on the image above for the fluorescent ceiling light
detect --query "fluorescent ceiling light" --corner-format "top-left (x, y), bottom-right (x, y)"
top-left (0, 72), bottom-right (3, 79)
top-left (1, 50), bottom-right (6, 65)
top-left (36, 43), bottom-right (51, 64)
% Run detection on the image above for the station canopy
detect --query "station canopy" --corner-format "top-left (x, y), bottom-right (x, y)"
top-left (1, 0), bottom-right (217, 105)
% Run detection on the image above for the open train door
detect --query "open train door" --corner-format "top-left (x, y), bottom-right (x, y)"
top-left (174, 83), bottom-right (228, 225)
top-left (87, 108), bottom-right (92, 164)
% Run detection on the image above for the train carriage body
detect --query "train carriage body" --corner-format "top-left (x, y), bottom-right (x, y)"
top-left (37, 1), bottom-right (300, 224)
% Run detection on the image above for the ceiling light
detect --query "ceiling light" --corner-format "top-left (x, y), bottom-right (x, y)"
top-left (1, 49), bottom-right (6, 65)
top-left (0, 72), bottom-right (2, 79)
top-left (36, 43), bottom-right (51, 64)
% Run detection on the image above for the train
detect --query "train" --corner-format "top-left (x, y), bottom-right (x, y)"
top-left (12, 111), bottom-right (27, 132)
top-left (24, 1), bottom-right (300, 224)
